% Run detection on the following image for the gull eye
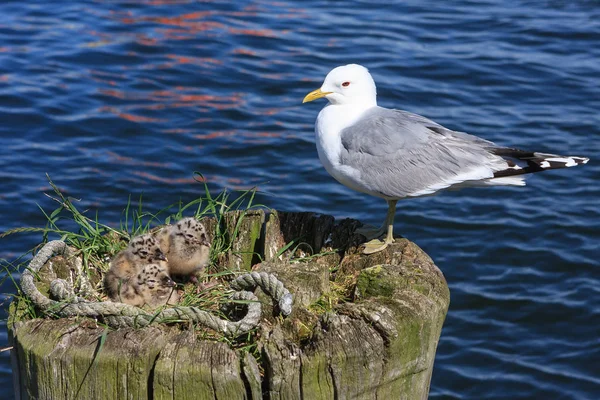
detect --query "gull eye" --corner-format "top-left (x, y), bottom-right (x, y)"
top-left (342, 81), bottom-right (350, 87)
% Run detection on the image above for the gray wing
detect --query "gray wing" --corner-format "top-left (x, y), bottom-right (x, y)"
top-left (339, 107), bottom-right (503, 198)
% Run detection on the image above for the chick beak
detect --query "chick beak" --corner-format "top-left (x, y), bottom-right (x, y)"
top-left (192, 237), bottom-right (211, 247)
top-left (165, 278), bottom-right (176, 287)
top-left (156, 251), bottom-right (168, 262)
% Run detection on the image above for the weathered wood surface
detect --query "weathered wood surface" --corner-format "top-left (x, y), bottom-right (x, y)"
top-left (9, 210), bottom-right (450, 400)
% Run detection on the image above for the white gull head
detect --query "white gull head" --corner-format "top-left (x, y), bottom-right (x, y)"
top-left (303, 64), bottom-right (377, 107)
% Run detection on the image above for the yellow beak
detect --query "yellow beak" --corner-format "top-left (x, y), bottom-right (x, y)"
top-left (302, 88), bottom-right (332, 103)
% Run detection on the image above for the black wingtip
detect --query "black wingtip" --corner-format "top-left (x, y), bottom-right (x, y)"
top-left (491, 148), bottom-right (589, 178)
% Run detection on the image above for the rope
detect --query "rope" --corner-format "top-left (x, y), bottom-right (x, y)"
top-left (230, 272), bottom-right (293, 316)
top-left (20, 240), bottom-right (293, 337)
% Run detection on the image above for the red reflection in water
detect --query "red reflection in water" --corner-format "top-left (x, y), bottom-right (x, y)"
top-left (158, 28), bottom-right (192, 41)
top-left (122, 12), bottom-right (223, 31)
top-left (137, 0), bottom-right (197, 5)
top-left (112, 7), bottom-right (299, 42)
top-left (135, 34), bottom-right (159, 47)
top-left (89, 69), bottom-right (128, 81)
top-left (132, 171), bottom-right (198, 184)
top-left (118, 112), bottom-right (164, 123)
top-left (195, 131), bottom-right (235, 140)
top-left (99, 88), bottom-right (126, 99)
top-left (227, 28), bottom-right (277, 38)
top-left (163, 128), bottom-right (193, 134)
top-left (99, 105), bottom-right (165, 122)
top-left (227, 177), bottom-right (243, 185)
top-left (255, 132), bottom-right (281, 138)
top-left (106, 151), bottom-right (170, 168)
top-left (77, 147), bottom-right (172, 168)
top-left (89, 167), bottom-right (110, 177)
top-left (257, 109), bottom-right (280, 116)
top-left (138, 104), bottom-right (167, 111)
top-left (194, 130), bottom-right (284, 141)
top-left (166, 54), bottom-right (222, 66)
top-left (97, 86), bottom-right (245, 113)
top-left (125, 172), bottom-right (264, 192)
top-left (91, 77), bottom-right (119, 87)
top-left (232, 48), bottom-right (258, 57)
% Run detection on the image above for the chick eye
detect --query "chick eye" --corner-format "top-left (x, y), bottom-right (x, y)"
top-left (342, 82), bottom-right (350, 87)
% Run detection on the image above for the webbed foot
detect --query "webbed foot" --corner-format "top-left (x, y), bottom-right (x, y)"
top-left (361, 238), bottom-right (393, 254)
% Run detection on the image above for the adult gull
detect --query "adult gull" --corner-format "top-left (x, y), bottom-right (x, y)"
top-left (303, 64), bottom-right (589, 254)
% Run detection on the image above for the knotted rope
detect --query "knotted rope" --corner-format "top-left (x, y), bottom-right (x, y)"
top-left (21, 240), bottom-right (293, 337)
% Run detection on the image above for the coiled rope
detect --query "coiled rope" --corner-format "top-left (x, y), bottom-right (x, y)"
top-left (21, 240), bottom-right (293, 337)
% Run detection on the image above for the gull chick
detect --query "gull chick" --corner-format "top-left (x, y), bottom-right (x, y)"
top-left (303, 64), bottom-right (589, 254)
top-left (136, 262), bottom-right (180, 308)
top-left (111, 262), bottom-right (179, 308)
top-left (104, 233), bottom-right (168, 301)
top-left (156, 217), bottom-right (211, 281)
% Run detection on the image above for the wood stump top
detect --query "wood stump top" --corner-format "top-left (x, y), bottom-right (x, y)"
top-left (9, 210), bottom-right (450, 400)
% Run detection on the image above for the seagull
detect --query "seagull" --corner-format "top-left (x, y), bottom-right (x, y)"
top-left (303, 64), bottom-right (589, 254)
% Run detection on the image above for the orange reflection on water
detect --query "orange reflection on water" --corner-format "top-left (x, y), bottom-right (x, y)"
top-left (91, 77), bottom-right (119, 87)
top-left (227, 177), bottom-right (243, 185)
top-left (227, 28), bottom-right (278, 38)
top-left (135, 34), bottom-right (160, 47)
top-left (106, 151), bottom-right (170, 168)
top-left (98, 106), bottom-right (165, 122)
top-left (132, 171), bottom-right (198, 185)
top-left (98, 88), bottom-right (126, 99)
top-left (77, 147), bottom-right (172, 168)
top-left (255, 132), bottom-right (282, 138)
top-left (257, 109), bottom-right (281, 116)
top-left (166, 54), bottom-right (223, 67)
top-left (194, 130), bottom-right (284, 142)
top-left (118, 112), bottom-right (165, 123)
top-left (97, 86), bottom-right (244, 113)
top-left (195, 131), bottom-right (235, 140)
top-left (136, 0), bottom-right (198, 5)
top-left (89, 167), bottom-right (110, 177)
top-left (232, 48), bottom-right (258, 57)
top-left (129, 171), bottom-right (262, 192)
top-left (163, 128), bottom-right (194, 134)
top-left (121, 11), bottom-right (224, 32)
top-left (153, 90), bottom-right (245, 111)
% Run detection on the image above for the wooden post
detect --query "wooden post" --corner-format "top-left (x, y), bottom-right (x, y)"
top-left (9, 210), bottom-right (450, 399)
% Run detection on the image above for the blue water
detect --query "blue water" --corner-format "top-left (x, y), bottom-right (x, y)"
top-left (1, 1), bottom-right (598, 398)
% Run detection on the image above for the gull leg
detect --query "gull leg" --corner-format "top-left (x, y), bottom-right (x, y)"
top-left (362, 200), bottom-right (397, 254)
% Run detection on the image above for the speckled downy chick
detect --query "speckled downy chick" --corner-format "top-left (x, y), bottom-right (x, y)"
top-left (156, 217), bottom-right (211, 281)
top-left (136, 262), bottom-right (180, 308)
top-left (104, 233), bottom-right (168, 301)
top-left (112, 263), bottom-right (179, 308)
